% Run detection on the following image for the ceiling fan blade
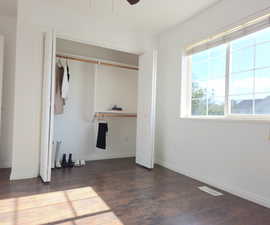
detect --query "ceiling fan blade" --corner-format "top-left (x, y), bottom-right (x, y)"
top-left (127, 0), bottom-right (140, 5)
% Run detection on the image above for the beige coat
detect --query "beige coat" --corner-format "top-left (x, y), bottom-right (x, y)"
top-left (55, 65), bottom-right (65, 114)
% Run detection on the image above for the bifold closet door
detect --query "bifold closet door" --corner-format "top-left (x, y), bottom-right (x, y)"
top-left (40, 31), bottom-right (56, 183)
top-left (0, 36), bottom-right (3, 134)
top-left (136, 50), bottom-right (157, 169)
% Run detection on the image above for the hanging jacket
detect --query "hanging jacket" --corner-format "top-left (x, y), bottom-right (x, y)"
top-left (62, 65), bottom-right (69, 100)
top-left (55, 65), bottom-right (65, 114)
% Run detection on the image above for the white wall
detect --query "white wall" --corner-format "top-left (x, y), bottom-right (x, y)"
top-left (95, 65), bottom-right (138, 113)
top-left (94, 65), bottom-right (138, 159)
top-left (56, 38), bottom-right (138, 66)
top-left (53, 60), bottom-right (137, 162)
top-left (0, 36), bottom-right (3, 136)
top-left (0, 16), bottom-right (17, 168)
top-left (156, 0), bottom-right (270, 208)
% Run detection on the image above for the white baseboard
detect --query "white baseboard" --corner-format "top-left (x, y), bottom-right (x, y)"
top-left (10, 169), bottom-right (39, 180)
top-left (156, 158), bottom-right (270, 209)
top-left (87, 153), bottom-right (135, 161)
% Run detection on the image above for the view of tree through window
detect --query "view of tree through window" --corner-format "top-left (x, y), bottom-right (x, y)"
top-left (190, 27), bottom-right (270, 116)
top-left (191, 45), bottom-right (226, 116)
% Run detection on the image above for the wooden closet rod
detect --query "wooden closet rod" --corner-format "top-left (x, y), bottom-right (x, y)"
top-left (56, 54), bottom-right (139, 71)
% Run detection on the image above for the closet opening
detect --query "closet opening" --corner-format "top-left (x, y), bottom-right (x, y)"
top-left (40, 33), bottom-right (157, 183)
top-left (52, 38), bottom-right (139, 179)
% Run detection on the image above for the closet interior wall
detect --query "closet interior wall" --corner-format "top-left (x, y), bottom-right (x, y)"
top-left (53, 38), bottom-right (139, 164)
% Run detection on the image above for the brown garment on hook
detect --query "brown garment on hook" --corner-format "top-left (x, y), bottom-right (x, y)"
top-left (55, 65), bottom-right (65, 114)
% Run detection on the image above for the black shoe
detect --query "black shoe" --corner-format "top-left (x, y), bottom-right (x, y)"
top-left (61, 153), bottom-right (68, 168)
top-left (68, 153), bottom-right (74, 168)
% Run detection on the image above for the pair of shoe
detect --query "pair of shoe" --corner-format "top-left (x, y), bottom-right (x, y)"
top-left (55, 161), bottom-right (62, 169)
top-left (61, 153), bottom-right (74, 168)
top-left (74, 160), bottom-right (86, 167)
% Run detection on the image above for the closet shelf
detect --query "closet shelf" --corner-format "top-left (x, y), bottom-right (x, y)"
top-left (95, 112), bottom-right (137, 118)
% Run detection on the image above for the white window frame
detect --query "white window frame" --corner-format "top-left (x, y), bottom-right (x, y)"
top-left (183, 37), bottom-right (270, 121)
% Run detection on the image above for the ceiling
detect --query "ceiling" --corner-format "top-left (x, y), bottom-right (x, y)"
top-left (85, 0), bottom-right (221, 35)
top-left (0, 0), bottom-right (221, 53)
top-left (0, 0), bottom-right (221, 33)
top-left (33, 0), bottom-right (221, 36)
top-left (0, 0), bottom-right (17, 17)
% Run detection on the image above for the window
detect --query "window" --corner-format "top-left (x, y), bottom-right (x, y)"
top-left (188, 27), bottom-right (270, 118)
top-left (191, 45), bottom-right (226, 116)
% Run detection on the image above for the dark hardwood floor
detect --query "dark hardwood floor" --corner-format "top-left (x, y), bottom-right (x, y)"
top-left (0, 158), bottom-right (269, 225)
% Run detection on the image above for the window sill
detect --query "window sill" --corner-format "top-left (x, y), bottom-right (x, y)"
top-left (180, 116), bottom-right (270, 124)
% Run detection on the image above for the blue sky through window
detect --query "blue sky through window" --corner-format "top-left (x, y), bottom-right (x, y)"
top-left (191, 27), bottom-right (270, 116)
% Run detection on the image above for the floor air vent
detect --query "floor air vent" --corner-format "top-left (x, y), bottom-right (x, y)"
top-left (198, 186), bottom-right (224, 196)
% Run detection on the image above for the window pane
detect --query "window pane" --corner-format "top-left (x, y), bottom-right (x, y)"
top-left (208, 78), bottom-right (225, 97)
top-left (208, 96), bottom-right (225, 115)
top-left (209, 56), bottom-right (226, 77)
top-left (255, 42), bottom-right (270, 68)
top-left (231, 33), bottom-right (255, 51)
top-left (255, 27), bottom-right (270, 44)
top-left (255, 68), bottom-right (270, 93)
top-left (192, 98), bottom-right (207, 116)
top-left (230, 71), bottom-right (253, 95)
top-left (192, 81), bottom-right (207, 98)
top-left (255, 93), bottom-right (270, 114)
top-left (231, 47), bottom-right (254, 73)
top-left (190, 45), bottom-right (226, 117)
top-left (192, 50), bottom-right (209, 62)
top-left (192, 60), bottom-right (208, 81)
top-left (230, 95), bottom-right (253, 114)
top-left (209, 44), bottom-right (226, 58)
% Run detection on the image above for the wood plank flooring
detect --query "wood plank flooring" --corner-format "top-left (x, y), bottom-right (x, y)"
top-left (0, 158), bottom-right (269, 225)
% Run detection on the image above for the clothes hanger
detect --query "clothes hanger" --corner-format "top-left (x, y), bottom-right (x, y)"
top-left (57, 58), bottom-right (63, 68)
top-left (65, 58), bottom-right (70, 81)
top-left (98, 119), bottom-right (108, 124)
top-left (98, 115), bottom-right (107, 124)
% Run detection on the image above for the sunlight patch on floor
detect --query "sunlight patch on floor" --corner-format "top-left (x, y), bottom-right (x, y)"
top-left (0, 187), bottom-right (124, 225)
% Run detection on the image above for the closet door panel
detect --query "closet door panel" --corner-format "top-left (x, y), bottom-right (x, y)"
top-left (40, 31), bottom-right (56, 183)
top-left (0, 36), bottom-right (3, 133)
top-left (136, 50), bottom-right (157, 169)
